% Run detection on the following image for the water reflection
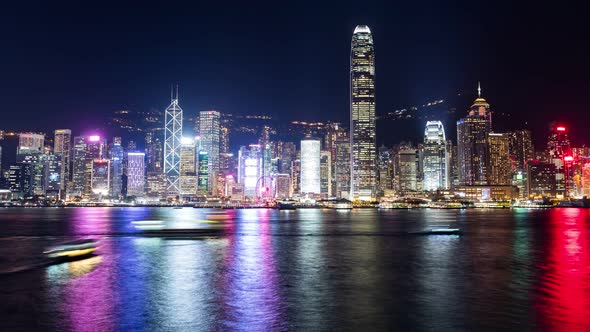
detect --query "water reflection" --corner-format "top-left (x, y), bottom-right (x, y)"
top-left (45, 239), bottom-right (115, 332)
top-left (535, 208), bottom-right (590, 330)
top-left (218, 209), bottom-right (285, 331)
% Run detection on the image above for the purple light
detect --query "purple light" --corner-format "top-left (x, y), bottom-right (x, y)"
top-left (88, 135), bottom-right (100, 142)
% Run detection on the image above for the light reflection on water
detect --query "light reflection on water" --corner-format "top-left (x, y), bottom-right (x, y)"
top-left (1, 207), bottom-right (590, 330)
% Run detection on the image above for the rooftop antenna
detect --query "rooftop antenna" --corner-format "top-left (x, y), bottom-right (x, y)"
top-left (170, 85), bottom-right (174, 102)
top-left (176, 84), bottom-right (179, 101)
top-left (477, 81), bottom-right (482, 98)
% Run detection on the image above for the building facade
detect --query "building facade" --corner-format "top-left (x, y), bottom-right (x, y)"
top-left (300, 138), bottom-right (321, 194)
top-left (350, 25), bottom-right (377, 201)
top-left (423, 121), bottom-right (448, 190)
top-left (457, 86), bottom-right (491, 186)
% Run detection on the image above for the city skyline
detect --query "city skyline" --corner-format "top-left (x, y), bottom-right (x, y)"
top-left (1, 1), bottom-right (588, 145)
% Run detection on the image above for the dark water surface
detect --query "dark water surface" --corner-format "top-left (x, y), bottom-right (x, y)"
top-left (1, 207), bottom-right (590, 331)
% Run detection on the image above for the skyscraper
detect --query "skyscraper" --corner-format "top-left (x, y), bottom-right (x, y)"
top-left (509, 129), bottom-right (534, 173)
top-left (335, 135), bottom-right (351, 199)
top-left (53, 129), bottom-right (71, 193)
top-left (350, 25), bottom-right (377, 201)
top-left (164, 89), bottom-right (183, 197)
top-left (199, 110), bottom-right (220, 194)
top-left (457, 84), bottom-right (491, 185)
top-left (91, 159), bottom-right (110, 195)
top-left (300, 137), bottom-right (321, 194)
top-left (85, 135), bottom-right (106, 195)
top-left (488, 133), bottom-right (512, 185)
top-left (127, 152), bottom-right (145, 197)
top-left (546, 125), bottom-right (571, 197)
top-left (179, 138), bottom-right (197, 199)
top-left (71, 136), bottom-right (87, 196)
top-left (197, 151), bottom-right (209, 196)
top-left (110, 137), bottom-right (124, 198)
top-left (423, 121), bottom-right (448, 190)
top-left (238, 145), bottom-right (262, 198)
top-left (320, 151), bottom-right (332, 197)
top-left (395, 144), bottom-right (419, 192)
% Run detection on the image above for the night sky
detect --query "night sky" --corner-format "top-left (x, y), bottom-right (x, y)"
top-left (1, 1), bottom-right (588, 144)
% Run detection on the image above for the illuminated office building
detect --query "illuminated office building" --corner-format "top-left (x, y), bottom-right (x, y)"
top-left (274, 173), bottom-right (291, 198)
top-left (197, 151), bottom-right (209, 196)
top-left (396, 145), bottom-right (419, 192)
top-left (199, 110), bottom-right (220, 194)
top-left (457, 83), bottom-right (491, 185)
top-left (110, 137), bottom-right (124, 198)
top-left (71, 136), bottom-right (87, 195)
top-left (350, 25), bottom-right (377, 201)
top-left (509, 130), bottom-right (534, 172)
top-left (17, 133), bottom-right (44, 155)
top-left (335, 135), bottom-right (351, 199)
top-left (53, 129), bottom-right (71, 193)
top-left (127, 152), bottom-right (145, 197)
top-left (320, 151), bottom-right (332, 197)
top-left (238, 145), bottom-right (262, 198)
top-left (179, 138), bottom-right (197, 198)
top-left (85, 135), bottom-right (106, 195)
top-left (300, 137), bottom-right (321, 194)
top-left (164, 89), bottom-right (183, 196)
top-left (423, 121), bottom-right (448, 190)
top-left (527, 160), bottom-right (556, 197)
top-left (488, 133), bottom-right (512, 185)
top-left (91, 159), bottom-right (110, 195)
top-left (546, 125), bottom-right (571, 197)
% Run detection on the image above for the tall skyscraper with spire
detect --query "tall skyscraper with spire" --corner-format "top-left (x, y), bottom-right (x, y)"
top-left (350, 25), bottom-right (377, 201)
top-left (457, 83), bottom-right (492, 185)
top-left (164, 86), bottom-right (183, 197)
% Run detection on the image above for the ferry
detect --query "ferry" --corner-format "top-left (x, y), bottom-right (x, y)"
top-left (322, 199), bottom-right (353, 210)
top-left (379, 201), bottom-right (411, 209)
top-left (44, 239), bottom-right (99, 260)
top-left (276, 200), bottom-right (297, 210)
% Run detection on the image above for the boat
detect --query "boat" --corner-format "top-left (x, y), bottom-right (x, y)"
top-left (138, 227), bottom-right (224, 238)
top-left (408, 228), bottom-right (461, 236)
top-left (277, 201), bottom-right (297, 210)
top-left (321, 199), bottom-right (353, 210)
top-left (44, 239), bottom-right (99, 260)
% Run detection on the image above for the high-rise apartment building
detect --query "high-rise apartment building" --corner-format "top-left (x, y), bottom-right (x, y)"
top-left (350, 25), bottom-right (377, 201)
top-left (423, 121), bottom-right (448, 190)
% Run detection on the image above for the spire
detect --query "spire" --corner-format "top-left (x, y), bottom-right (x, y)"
top-left (170, 85), bottom-right (174, 102)
top-left (477, 81), bottom-right (482, 98)
top-left (175, 84), bottom-right (179, 101)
